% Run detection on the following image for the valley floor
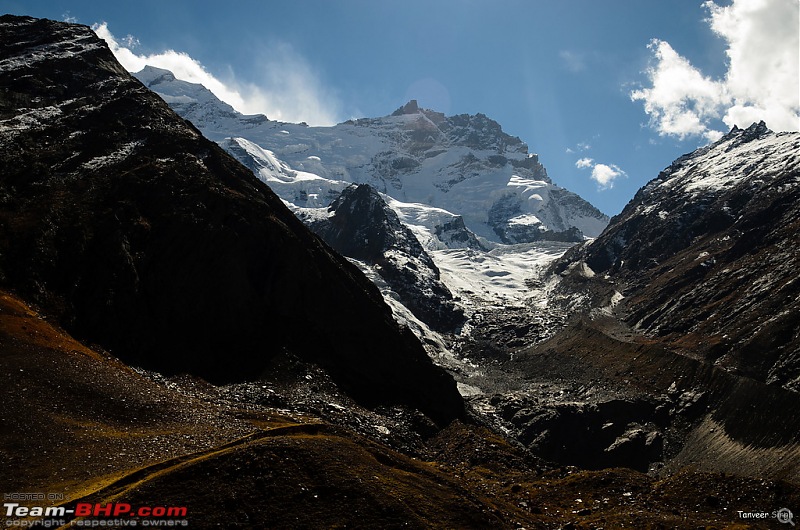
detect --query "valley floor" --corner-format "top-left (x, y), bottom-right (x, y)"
top-left (4, 253), bottom-right (798, 528)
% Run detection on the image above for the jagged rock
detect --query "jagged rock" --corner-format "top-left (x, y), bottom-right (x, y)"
top-left (433, 216), bottom-right (485, 250)
top-left (491, 394), bottom-right (665, 472)
top-left (304, 184), bottom-right (465, 332)
top-left (392, 99), bottom-right (420, 116)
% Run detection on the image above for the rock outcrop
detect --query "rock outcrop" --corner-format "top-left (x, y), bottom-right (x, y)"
top-left (302, 184), bottom-right (465, 332)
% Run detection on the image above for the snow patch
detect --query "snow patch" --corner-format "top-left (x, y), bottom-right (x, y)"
top-left (660, 130), bottom-right (799, 196)
top-left (432, 242), bottom-right (573, 307)
top-left (82, 141), bottom-right (141, 170)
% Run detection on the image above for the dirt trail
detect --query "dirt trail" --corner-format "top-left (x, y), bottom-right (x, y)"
top-left (54, 423), bottom-right (323, 529)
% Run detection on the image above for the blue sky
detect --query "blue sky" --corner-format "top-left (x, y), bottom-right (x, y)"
top-left (6, 0), bottom-right (799, 215)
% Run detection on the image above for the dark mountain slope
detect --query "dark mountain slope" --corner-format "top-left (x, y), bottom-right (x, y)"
top-left (0, 288), bottom-right (252, 494)
top-left (507, 124), bottom-right (800, 479)
top-left (553, 123), bottom-right (800, 391)
top-left (0, 15), bottom-right (462, 424)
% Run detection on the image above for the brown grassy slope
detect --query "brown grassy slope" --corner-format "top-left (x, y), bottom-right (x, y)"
top-left (58, 425), bottom-right (800, 529)
top-left (0, 289), bottom-right (252, 497)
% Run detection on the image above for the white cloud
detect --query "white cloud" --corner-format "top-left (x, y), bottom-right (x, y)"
top-left (590, 163), bottom-right (626, 190)
top-left (121, 34), bottom-right (140, 49)
top-left (631, 39), bottom-right (727, 141)
top-left (241, 42), bottom-right (342, 126)
top-left (575, 158), bottom-right (626, 190)
top-left (566, 142), bottom-right (592, 154)
top-left (706, 0), bottom-right (800, 132)
top-left (631, 0), bottom-right (799, 140)
top-left (93, 23), bottom-right (341, 126)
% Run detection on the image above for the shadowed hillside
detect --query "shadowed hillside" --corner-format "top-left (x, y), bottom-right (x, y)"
top-left (0, 15), bottom-right (462, 424)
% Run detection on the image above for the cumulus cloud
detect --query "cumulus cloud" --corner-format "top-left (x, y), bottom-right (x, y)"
top-left (575, 158), bottom-right (626, 190)
top-left (631, 39), bottom-right (727, 141)
top-left (93, 23), bottom-right (341, 126)
top-left (590, 164), bottom-right (626, 189)
top-left (631, 0), bottom-right (799, 140)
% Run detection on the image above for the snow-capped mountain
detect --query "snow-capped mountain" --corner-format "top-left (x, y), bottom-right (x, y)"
top-left (134, 66), bottom-right (611, 336)
top-left (133, 65), bottom-right (270, 132)
top-left (134, 66), bottom-right (608, 246)
top-left (562, 122), bottom-right (800, 275)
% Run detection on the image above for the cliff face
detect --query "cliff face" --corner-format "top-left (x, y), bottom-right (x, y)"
top-left (0, 15), bottom-right (463, 424)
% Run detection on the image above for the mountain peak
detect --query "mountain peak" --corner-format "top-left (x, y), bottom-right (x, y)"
top-left (133, 65), bottom-right (270, 125)
top-left (718, 120), bottom-right (772, 146)
top-left (307, 183), bottom-right (465, 332)
top-left (740, 119), bottom-right (771, 139)
top-left (392, 99), bottom-right (421, 116)
top-left (135, 65), bottom-right (176, 85)
top-left (134, 67), bottom-right (608, 243)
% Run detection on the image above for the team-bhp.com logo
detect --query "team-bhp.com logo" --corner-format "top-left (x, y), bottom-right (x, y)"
top-left (72, 504), bottom-right (187, 518)
top-left (4, 502), bottom-right (188, 527)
